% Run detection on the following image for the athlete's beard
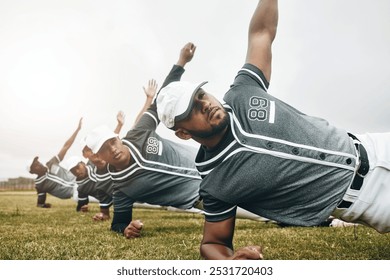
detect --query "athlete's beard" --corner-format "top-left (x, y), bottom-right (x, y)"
top-left (186, 114), bottom-right (230, 139)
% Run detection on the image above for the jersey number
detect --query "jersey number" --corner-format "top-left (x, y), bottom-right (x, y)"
top-left (248, 97), bottom-right (268, 121)
top-left (146, 137), bottom-right (159, 154)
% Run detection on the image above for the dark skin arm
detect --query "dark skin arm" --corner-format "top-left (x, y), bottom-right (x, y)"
top-left (132, 79), bottom-right (158, 127)
top-left (159, 42), bottom-right (196, 90)
top-left (246, 0), bottom-right (278, 82)
top-left (57, 118), bottom-right (83, 161)
top-left (200, 0), bottom-right (277, 260)
top-left (113, 111), bottom-right (125, 134)
top-left (200, 216), bottom-right (263, 260)
top-left (93, 207), bottom-right (110, 221)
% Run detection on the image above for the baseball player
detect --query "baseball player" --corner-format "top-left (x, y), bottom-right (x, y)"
top-left (70, 105), bottom-right (158, 220)
top-left (29, 118), bottom-right (82, 208)
top-left (156, 0), bottom-right (390, 260)
top-left (62, 110), bottom-right (126, 218)
top-left (60, 156), bottom-right (107, 213)
top-left (86, 43), bottom-right (270, 239)
top-left (84, 43), bottom-right (201, 238)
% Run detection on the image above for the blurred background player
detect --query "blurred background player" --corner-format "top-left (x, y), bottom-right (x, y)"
top-left (29, 118), bottom-right (82, 208)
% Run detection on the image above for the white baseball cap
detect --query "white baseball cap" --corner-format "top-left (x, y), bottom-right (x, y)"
top-left (60, 156), bottom-right (83, 172)
top-left (85, 125), bottom-right (118, 154)
top-left (157, 81), bottom-right (208, 129)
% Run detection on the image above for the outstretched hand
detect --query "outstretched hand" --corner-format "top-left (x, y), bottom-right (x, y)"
top-left (116, 110), bottom-right (126, 126)
top-left (143, 79), bottom-right (158, 100)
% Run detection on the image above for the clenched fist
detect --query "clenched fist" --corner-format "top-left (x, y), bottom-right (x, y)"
top-left (124, 220), bottom-right (144, 239)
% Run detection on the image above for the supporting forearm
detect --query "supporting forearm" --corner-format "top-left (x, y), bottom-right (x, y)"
top-left (111, 210), bottom-right (132, 234)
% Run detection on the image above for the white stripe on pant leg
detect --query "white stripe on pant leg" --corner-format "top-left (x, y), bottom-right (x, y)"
top-left (88, 196), bottom-right (99, 203)
top-left (236, 207), bottom-right (271, 222)
top-left (72, 184), bottom-right (78, 201)
top-left (133, 202), bottom-right (166, 210)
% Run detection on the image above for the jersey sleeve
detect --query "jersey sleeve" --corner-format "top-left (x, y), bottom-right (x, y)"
top-left (231, 63), bottom-right (269, 92)
top-left (36, 192), bottom-right (47, 206)
top-left (97, 189), bottom-right (113, 209)
top-left (111, 190), bottom-right (134, 234)
top-left (76, 197), bottom-right (89, 211)
top-left (159, 64), bottom-right (185, 90)
top-left (130, 107), bottom-right (160, 132)
top-left (200, 190), bottom-right (237, 222)
top-left (76, 186), bottom-right (89, 211)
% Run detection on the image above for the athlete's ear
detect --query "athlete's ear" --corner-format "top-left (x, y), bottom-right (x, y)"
top-left (175, 128), bottom-right (192, 140)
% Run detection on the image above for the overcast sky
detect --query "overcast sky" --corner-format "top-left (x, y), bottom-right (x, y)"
top-left (0, 0), bottom-right (389, 180)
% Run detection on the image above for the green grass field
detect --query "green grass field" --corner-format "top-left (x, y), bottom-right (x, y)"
top-left (0, 191), bottom-right (389, 260)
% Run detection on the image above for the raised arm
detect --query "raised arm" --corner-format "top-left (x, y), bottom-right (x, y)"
top-left (57, 118), bottom-right (83, 161)
top-left (114, 110), bottom-right (126, 134)
top-left (245, 0), bottom-right (278, 82)
top-left (132, 79), bottom-right (158, 127)
top-left (132, 42), bottom-right (197, 130)
top-left (160, 42), bottom-right (196, 89)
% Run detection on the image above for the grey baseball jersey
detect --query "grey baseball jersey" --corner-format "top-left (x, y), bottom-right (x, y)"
top-left (197, 63), bottom-right (357, 226)
top-left (35, 156), bottom-right (76, 204)
top-left (110, 65), bottom-right (201, 212)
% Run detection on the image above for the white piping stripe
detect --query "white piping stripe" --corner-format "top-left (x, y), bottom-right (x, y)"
top-left (203, 205), bottom-right (237, 216)
top-left (78, 197), bottom-right (88, 201)
top-left (227, 110), bottom-right (357, 160)
top-left (123, 140), bottom-right (199, 173)
top-left (95, 176), bottom-right (111, 182)
top-left (95, 172), bottom-right (110, 179)
top-left (229, 116), bottom-right (356, 172)
top-left (38, 193), bottom-right (46, 196)
top-left (46, 174), bottom-right (76, 187)
top-left (112, 166), bottom-right (143, 181)
top-left (240, 68), bottom-right (268, 92)
top-left (87, 166), bottom-right (97, 182)
top-left (99, 202), bottom-right (113, 207)
top-left (195, 140), bottom-right (238, 167)
top-left (158, 141), bottom-right (163, 156)
top-left (136, 165), bottom-right (201, 180)
top-left (269, 101), bottom-right (275, 124)
top-left (144, 112), bottom-right (158, 128)
top-left (110, 162), bottom-right (138, 176)
top-left (112, 163), bottom-right (201, 181)
top-left (198, 145), bottom-right (356, 176)
top-left (76, 179), bottom-right (89, 185)
top-left (46, 173), bottom-right (73, 184)
top-left (35, 175), bottom-right (48, 184)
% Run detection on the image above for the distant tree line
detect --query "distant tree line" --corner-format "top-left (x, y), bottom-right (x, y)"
top-left (0, 177), bottom-right (35, 191)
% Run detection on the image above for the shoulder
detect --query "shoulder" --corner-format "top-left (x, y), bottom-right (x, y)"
top-left (231, 63), bottom-right (269, 91)
top-left (46, 156), bottom-right (60, 168)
